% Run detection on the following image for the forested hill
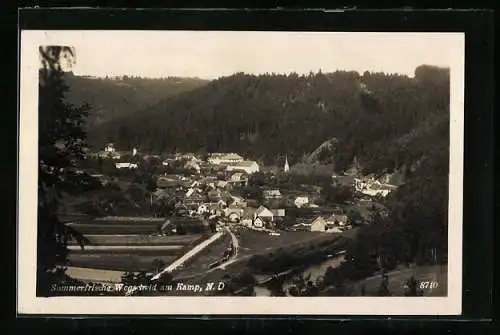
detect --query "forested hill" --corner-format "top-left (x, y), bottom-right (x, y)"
top-left (63, 72), bottom-right (208, 126)
top-left (87, 65), bottom-right (449, 175)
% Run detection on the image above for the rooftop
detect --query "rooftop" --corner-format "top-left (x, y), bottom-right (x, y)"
top-left (209, 153), bottom-right (244, 159)
top-left (227, 160), bottom-right (258, 167)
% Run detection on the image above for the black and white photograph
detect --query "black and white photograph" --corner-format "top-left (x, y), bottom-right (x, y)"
top-left (18, 30), bottom-right (464, 315)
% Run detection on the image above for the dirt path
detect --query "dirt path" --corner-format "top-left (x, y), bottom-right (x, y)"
top-left (213, 227), bottom-right (239, 270)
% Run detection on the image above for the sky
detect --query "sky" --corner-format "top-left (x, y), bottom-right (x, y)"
top-left (37, 31), bottom-right (463, 79)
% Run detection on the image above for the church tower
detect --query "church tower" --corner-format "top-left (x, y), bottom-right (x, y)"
top-left (284, 155), bottom-right (290, 173)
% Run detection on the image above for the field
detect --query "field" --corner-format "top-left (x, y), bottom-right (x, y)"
top-left (68, 223), bottom-right (160, 235)
top-left (68, 253), bottom-right (181, 272)
top-left (69, 234), bottom-right (204, 246)
top-left (66, 219), bottom-right (209, 274)
top-left (65, 266), bottom-right (124, 283)
top-left (236, 228), bottom-right (346, 257)
top-left (172, 228), bottom-right (356, 286)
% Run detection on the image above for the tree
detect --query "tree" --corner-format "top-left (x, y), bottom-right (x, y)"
top-left (377, 270), bottom-right (391, 296)
top-left (288, 274), bottom-right (320, 296)
top-left (146, 176), bottom-right (157, 208)
top-left (267, 276), bottom-right (287, 297)
top-left (321, 184), bottom-right (353, 205)
top-left (240, 184), bottom-right (263, 203)
top-left (37, 46), bottom-right (91, 296)
top-left (152, 258), bottom-right (166, 274)
top-left (197, 146), bottom-right (209, 161)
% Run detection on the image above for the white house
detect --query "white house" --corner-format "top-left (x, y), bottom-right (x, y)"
top-left (197, 204), bottom-right (209, 215)
top-left (229, 172), bottom-right (248, 182)
top-left (294, 196), bottom-right (309, 208)
top-left (104, 143), bottom-right (116, 153)
top-left (310, 216), bottom-right (328, 232)
top-left (115, 162), bottom-right (138, 169)
top-left (355, 179), bottom-right (396, 198)
top-left (226, 161), bottom-right (260, 174)
top-left (254, 205), bottom-right (274, 220)
top-left (263, 189), bottom-right (281, 199)
top-left (326, 214), bottom-right (349, 227)
top-left (253, 217), bottom-right (265, 228)
top-left (241, 207), bottom-right (257, 226)
top-left (185, 188), bottom-right (195, 198)
top-left (208, 153), bottom-right (244, 165)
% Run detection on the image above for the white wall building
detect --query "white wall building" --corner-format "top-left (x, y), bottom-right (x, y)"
top-left (355, 178), bottom-right (395, 198)
top-left (294, 196), bottom-right (309, 208)
top-left (115, 162), bottom-right (138, 169)
top-left (226, 161), bottom-right (260, 174)
top-left (104, 143), bottom-right (115, 152)
top-left (208, 153), bottom-right (244, 165)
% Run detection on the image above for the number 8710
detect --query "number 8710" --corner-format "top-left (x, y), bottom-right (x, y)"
top-left (419, 281), bottom-right (439, 289)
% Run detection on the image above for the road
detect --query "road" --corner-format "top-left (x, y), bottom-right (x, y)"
top-left (151, 231), bottom-right (224, 280)
top-left (213, 226), bottom-right (239, 270)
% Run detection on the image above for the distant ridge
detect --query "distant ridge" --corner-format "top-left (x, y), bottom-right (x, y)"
top-left (62, 72), bottom-right (209, 126)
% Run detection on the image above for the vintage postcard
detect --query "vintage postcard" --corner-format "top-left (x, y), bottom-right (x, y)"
top-left (18, 30), bottom-right (464, 315)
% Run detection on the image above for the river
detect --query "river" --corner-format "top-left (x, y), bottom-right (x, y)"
top-left (254, 254), bottom-right (345, 296)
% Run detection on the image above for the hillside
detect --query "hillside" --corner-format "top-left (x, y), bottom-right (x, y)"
top-left (88, 65), bottom-right (449, 177)
top-left (63, 72), bottom-right (208, 126)
top-left (63, 65), bottom-right (452, 281)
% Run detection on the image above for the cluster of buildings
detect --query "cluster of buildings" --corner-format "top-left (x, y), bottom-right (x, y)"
top-left (86, 145), bottom-right (394, 234)
top-left (290, 209), bottom-right (351, 233)
top-left (334, 156), bottom-right (398, 198)
top-left (353, 176), bottom-right (398, 198)
top-left (207, 153), bottom-right (260, 175)
top-left (146, 151), bottom-right (351, 232)
top-left (87, 143), bottom-right (142, 169)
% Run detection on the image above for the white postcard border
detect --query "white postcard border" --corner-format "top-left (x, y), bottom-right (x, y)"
top-left (17, 30), bottom-right (464, 315)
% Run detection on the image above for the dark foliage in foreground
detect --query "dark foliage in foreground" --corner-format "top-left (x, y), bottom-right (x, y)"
top-left (37, 46), bottom-right (93, 296)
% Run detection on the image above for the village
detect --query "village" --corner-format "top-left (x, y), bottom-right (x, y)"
top-left (81, 143), bottom-right (399, 235)
top-left (58, 142), bottom-right (404, 291)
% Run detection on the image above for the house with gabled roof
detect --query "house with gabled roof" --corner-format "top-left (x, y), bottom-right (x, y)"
top-left (252, 205), bottom-right (277, 229)
top-left (241, 207), bottom-right (257, 226)
top-left (310, 216), bottom-right (340, 233)
top-left (254, 205), bottom-right (274, 220)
